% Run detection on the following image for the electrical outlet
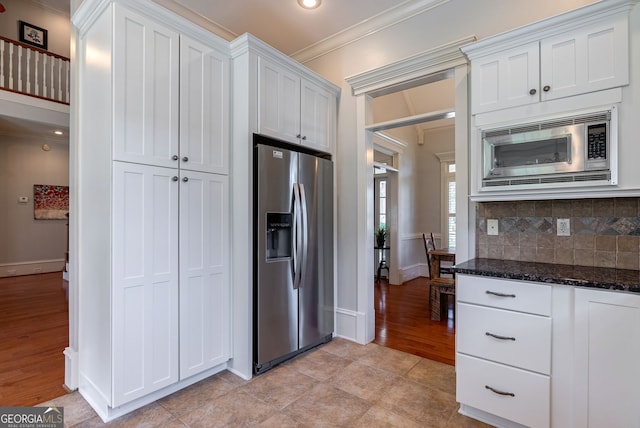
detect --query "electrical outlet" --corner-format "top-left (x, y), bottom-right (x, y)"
top-left (557, 218), bottom-right (571, 236)
top-left (487, 219), bottom-right (499, 236)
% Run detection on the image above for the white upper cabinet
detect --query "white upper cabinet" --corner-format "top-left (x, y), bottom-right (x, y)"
top-left (258, 57), bottom-right (301, 144)
top-left (113, 7), bottom-right (179, 167)
top-left (470, 43), bottom-right (539, 113)
top-left (301, 79), bottom-right (336, 154)
top-left (258, 56), bottom-right (337, 153)
top-left (540, 18), bottom-right (629, 102)
top-left (112, 8), bottom-right (229, 174)
top-left (180, 36), bottom-right (230, 175)
top-left (465, 2), bottom-right (632, 115)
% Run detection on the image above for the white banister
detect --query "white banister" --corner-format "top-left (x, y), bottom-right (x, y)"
top-left (0, 40), bottom-right (4, 89)
top-left (8, 43), bottom-right (14, 90)
top-left (26, 49), bottom-right (31, 93)
top-left (17, 46), bottom-right (23, 92)
top-left (0, 36), bottom-right (70, 104)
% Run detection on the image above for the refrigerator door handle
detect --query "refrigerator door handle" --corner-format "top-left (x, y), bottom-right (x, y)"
top-left (292, 183), bottom-right (303, 290)
top-left (299, 183), bottom-right (309, 287)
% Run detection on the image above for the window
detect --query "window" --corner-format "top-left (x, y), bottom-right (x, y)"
top-left (437, 152), bottom-right (456, 248)
top-left (445, 163), bottom-right (456, 248)
top-left (374, 177), bottom-right (387, 230)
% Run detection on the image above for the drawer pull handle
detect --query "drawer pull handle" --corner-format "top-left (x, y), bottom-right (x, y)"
top-left (485, 385), bottom-right (515, 397)
top-left (486, 332), bottom-right (516, 341)
top-left (486, 290), bottom-right (516, 298)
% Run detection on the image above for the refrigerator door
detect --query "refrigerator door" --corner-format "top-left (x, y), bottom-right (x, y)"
top-left (298, 152), bottom-right (334, 349)
top-left (255, 144), bottom-right (298, 367)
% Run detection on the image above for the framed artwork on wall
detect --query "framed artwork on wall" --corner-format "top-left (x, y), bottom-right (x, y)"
top-left (19, 20), bottom-right (48, 50)
top-left (34, 184), bottom-right (68, 219)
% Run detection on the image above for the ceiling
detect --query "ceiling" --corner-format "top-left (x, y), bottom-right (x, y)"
top-left (0, 0), bottom-right (454, 145)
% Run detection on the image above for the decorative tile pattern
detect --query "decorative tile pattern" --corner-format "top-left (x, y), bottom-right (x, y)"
top-left (39, 339), bottom-right (491, 427)
top-left (476, 198), bottom-right (640, 269)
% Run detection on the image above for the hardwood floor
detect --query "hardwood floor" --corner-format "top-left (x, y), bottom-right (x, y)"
top-left (374, 276), bottom-right (456, 365)
top-left (0, 272), bottom-right (68, 406)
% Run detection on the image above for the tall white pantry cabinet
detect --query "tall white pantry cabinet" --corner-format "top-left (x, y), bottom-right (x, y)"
top-left (73, 0), bottom-right (230, 421)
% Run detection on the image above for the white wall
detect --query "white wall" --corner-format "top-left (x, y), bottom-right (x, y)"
top-left (0, 134), bottom-right (69, 275)
top-left (302, 0), bottom-right (596, 315)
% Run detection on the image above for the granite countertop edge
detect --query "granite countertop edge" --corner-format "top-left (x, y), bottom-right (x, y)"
top-left (453, 258), bottom-right (640, 293)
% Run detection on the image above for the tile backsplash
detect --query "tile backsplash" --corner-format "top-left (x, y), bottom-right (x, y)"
top-left (476, 198), bottom-right (640, 269)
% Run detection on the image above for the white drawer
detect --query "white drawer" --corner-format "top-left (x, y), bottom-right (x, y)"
top-left (457, 303), bottom-right (551, 374)
top-left (457, 274), bottom-right (551, 316)
top-left (457, 353), bottom-right (550, 428)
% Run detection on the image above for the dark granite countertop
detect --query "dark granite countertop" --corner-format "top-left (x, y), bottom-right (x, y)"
top-left (454, 258), bottom-right (640, 293)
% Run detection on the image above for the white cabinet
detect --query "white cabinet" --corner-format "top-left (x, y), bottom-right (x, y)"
top-left (573, 288), bottom-right (640, 428)
top-left (466, 6), bottom-right (630, 114)
top-left (179, 37), bottom-right (230, 175)
top-left (113, 7), bottom-right (229, 174)
top-left (112, 162), bottom-right (180, 406)
top-left (75, 1), bottom-right (231, 420)
top-left (258, 56), bottom-right (337, 153)
top-left (179, 171), bottom-right (230, 379)
top-left (456, 274), bottom-right (552, 428)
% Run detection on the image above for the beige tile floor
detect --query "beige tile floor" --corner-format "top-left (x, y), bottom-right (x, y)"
top-left (40, 339), bottom-right (491, 427)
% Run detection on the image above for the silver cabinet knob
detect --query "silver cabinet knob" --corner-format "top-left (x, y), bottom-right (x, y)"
top-left (529, 88), bottom-right (537, 95)
top-left (543, 85), bottom-right (551, 92)
top-left (172, 155), bottom-right (179, 161)
top-left (182, 177), bottom-right (189, 182)
top-left (172, 176), bottom-right (179, 182)
top-left (182, 156), bottom-right (189, 162)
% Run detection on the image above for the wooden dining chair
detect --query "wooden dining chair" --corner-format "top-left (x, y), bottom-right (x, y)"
top-left (423, 233), bottom-right (456, 321)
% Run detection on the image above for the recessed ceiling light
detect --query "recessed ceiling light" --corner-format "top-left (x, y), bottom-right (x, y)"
top-left (53, 130), bottom-right (63, 135)
top-left (298, 0), bottom-right (321, 10)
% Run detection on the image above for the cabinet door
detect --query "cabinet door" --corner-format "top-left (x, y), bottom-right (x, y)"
top-left (180, 36), bottom-right (230, 175)
top-left (258, 57), bottom-right (301, 144)
top-left (112, 162), bottom-right (180, 406)
top-left (301, 79), bottom-right (336, 154)
top-left (574, 288), bottom-right (640, 428)
top-left (113, 6), bottom-right (180, 168)
top-left (540, 14), bottom-right (629, 102)
top-left (471, 42), bottom-right (539, 114)
top-left (179, 171), bottom-right (230, 379)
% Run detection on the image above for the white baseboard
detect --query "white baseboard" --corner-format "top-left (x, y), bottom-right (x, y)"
top-left (335, 307), bottom-right (369, 344)
top-left (399, 263), bottom-right (429, 283)
top-left (0, 259), bottom-right (65, 277)
top-left (64, 347), bottom-right (79, 391)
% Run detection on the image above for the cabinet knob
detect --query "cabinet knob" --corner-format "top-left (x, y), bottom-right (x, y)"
top-left (182, 177), bottom-right (189, 182)
top-left (296, 134), bottom-right (302, 139)
top-left (172, 155), bottom-right (179, 161)
top-left (529, 88), bottom-right (537, 95)
top-left (543, 85), bottom-right (551, 92)
top-left (172, 176), bottom-right (179, 182)
top-left (301, 135), bottom-right (307, 140)
top-left (182, 156), bottom-right (189, 162)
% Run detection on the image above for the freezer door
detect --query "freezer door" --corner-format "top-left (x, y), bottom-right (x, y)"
top-left (298, 152), bottom-right (334, 349)
top-left (255, 144), bottom-right (298, 367)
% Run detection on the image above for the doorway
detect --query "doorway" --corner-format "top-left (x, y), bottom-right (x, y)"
top-left (344, 36), bottom-right (472, 346)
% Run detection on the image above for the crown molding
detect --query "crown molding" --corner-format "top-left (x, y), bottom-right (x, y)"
top-left (291, 0), bottom-right (451, 64)
top-left (346, 35), bottom-right (474, 97)
top-left (151, 0), bottom-right (237, 41)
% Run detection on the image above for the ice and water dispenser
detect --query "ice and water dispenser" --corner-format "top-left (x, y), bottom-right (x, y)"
top-left (266, 213), bottom-right (292, 260)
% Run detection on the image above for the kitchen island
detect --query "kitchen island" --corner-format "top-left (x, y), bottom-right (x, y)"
top-left (453, 258), bottom-right (640, 428)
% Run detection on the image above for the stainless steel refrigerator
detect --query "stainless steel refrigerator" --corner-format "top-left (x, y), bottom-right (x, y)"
top-left (253, 134), bottom-right (334, 375)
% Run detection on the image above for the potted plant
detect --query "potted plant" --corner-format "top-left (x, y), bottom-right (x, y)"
top-left (375, 225), bottom-right (387, 248)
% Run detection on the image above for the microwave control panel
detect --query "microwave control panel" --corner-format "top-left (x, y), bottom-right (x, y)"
top-left (587, 123), bottom-right (607, 160)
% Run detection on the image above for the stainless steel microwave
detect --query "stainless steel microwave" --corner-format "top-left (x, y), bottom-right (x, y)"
top-left (482, 108), bottom-right (616, 188)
